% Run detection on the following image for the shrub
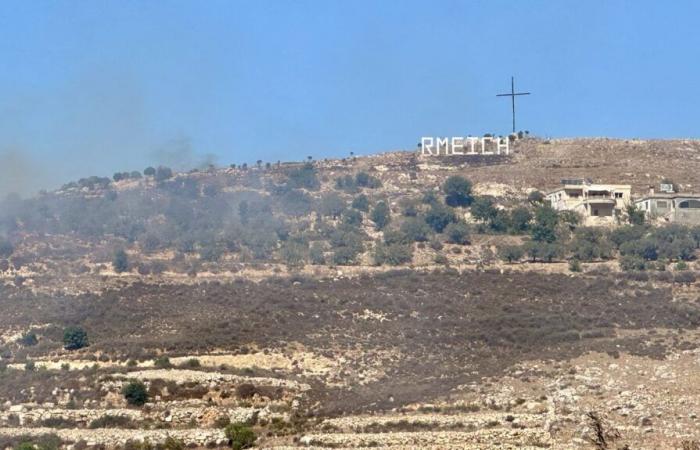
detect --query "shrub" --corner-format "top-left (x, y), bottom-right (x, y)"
top-left (112, 249), bottom-right (129, 273)
top-left (383, 229), bottom-right (410, 245)
top-left (374, 243), bottom-right (413, 266)
top-left (319, 193), bottom-right (345, 218)
top-left (122, 380), bottom-right (148, 406)
top-left (180, 358), bottom-right (201, 368)
top-left (626, 203), bottom-right (645, 225)
top-left (620, 255), bottom-right (646, 271)
top-left (286, 163), bottom-right (319, 190)
top-left (425, 204), bottom-right (456, 233)
top-left (309, 242), bottom-right (326, 265)
top-left (342, 208), bottom-right (363, 227)
top-left (236, 383), bottom-right (258, 399)
top-left (676, 261), bottom-right (689, 271)
top-left (88, 415), bottom-right (135, 429)
top-left (443, 176), bottom-right (473, 207)
top-left (355, 171), bottom-right (382, 188)
top-left (371, 201), bottom-right (391, 230)
top-left (162, 437), bottom-right (185, 450)
top-left (25, 360), bottom-right (36, 371)
top-left (63, 326), bottom-right (89, 350)
top-left (674, 271), bottom-right (696, 284)
top-left (609, 225), bottom-right (646, 248)
top-left (153, 356), bottom-right (171, 368)
top-left (444, 222), bottom-right (470, 245)
top-left (569, 227), bottom-right (613, 261)
top-left (18, 331), bottom-right (38, 347)
top-left (224, 423), bottom-right (256, 450)
top-left (400, 217), bottom-right (431, 242)
top-left (498, 245), bottom-right (523, 263)
top-left (568, 259), bottom-right (582, 272)
top-left (351, 194), bottom-right (369, 212)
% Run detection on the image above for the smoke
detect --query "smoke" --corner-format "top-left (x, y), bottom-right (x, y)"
top-left (0, 149), bottom-right (57, 198)
top-left (150, 137), bottom-right (219, 171)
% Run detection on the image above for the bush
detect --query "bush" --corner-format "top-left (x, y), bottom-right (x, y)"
top-left (112, 249), bottom-right (129, 273)
top-left (89, 415), bottom-right (135, 429)
top-left (224, 423), bottom-right (256, 450)
top-left (236, 383), bottom-right (258, 399)
top-left (620, 255), bottom-right (646, 271)
top-left (351, 194), bottom-right (369, 212)
top-left (425, 204), bottom-right (456, 233)
top-left (444, 222), bottom-right (470, 245)
top-left (399, 218), bottom-right (431, 242)
top-left (319, 193), bottom-right (345, 218)
top-left (626, 203), bottom-right (645, 225)
top-left (674, 271), bottom-right (696, 284)
top-left (569, 227), bottom-right (613, 261)
top-left (286, 163), bottom-right (319, 190)
top-left (676, 261), bottom-right (689, 271)
top-left (122, 380), bottom-right (148, 406)
top-left (18, 332), bottom-right (38, 347)
top-left (309, 242), bottom-right (325, 265)
top-left (568, 259), bottom-right (582, 272)
top-left (374, 243), bottom-right (413, 266)
top-left (443, 176), bottom-right (473, 207)
top-left (371, 201), bottom-right (391, 230)
top-left (63, 326), bottom-right (88, 350)
top-left (355, 171), bottom-right (382, 189)
top-left (498, 245), bottom-right (523, 263)
top-left (342, 208), bottom-right (363, 227)
top-left (162, 437), bottom-right (185, 450)
top-left (153, 356), bottom-right (171, 368)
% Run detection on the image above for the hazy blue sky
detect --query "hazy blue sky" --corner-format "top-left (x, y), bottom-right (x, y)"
top-left (1, 0), bottom-right (699, 192)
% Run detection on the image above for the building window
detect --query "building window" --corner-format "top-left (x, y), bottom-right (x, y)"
top-left (679, 200), bottom-right (700, 209)
top-left (657, 200), bottom-right (668, 209)
top-left (592, 209), bottom-right (599, 216)
top-left (614, 192), bottom-right (623, 198)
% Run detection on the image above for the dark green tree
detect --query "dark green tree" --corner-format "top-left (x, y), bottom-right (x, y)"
top-left (371, 201), bottom-right (391, 230)
top-left (443, 175), bottom-right (473, 207)
top-left (63, 326), bottom-right (89, 350)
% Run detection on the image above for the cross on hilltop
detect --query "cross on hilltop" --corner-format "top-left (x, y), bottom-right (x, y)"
top-left (497, 76), bottom-right (531, 134)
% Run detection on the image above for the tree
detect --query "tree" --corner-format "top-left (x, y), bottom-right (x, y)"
top-left (63, 326), bottom-right (88, 350)
top-left (122, 380), bottom-right (148, 406)
top-left (342, 208), bottom-right (363, 227)
top-left (498, 245), bottom-right (523, 263)
top-left (425, 204), bottom-right (456, 232)
top-left (351, 194), bottom-right (369, 212)
top-left (371, 201), bottom-right (391, 230)
top-left (319, 193), bottom-right (346, 218)
top-left (569, 227), bottom-right (613, 261)
top-left (509, 207), bottom-right (532, 233)
top-left (527, 190), bottom-right (545, 204)
top-left (112, 249), bottom-right (129, 273)
top-left (155, 166), bottom-right (174, 182)
top-left (355, 171), bottom-right (382, 188)
top-left (444, 222), bottom-right (470, 245)
top-left (287, 163), bottom-right (319, 190)
top-left (470, 197), bottom-right (497, 222)
top-left (626, 203), bottom-right (645, 226)
top-left (224, 423), bottom-right (256, 450)
top-left (531, 206), bottom-right (559, 243)
top-left (18, 331), bottom-right (38, 347)
top-left (144, 166), bottom-right (156, 176)
top-left (443, 175), bottom-right (473, 207)
top-left (400, 217), bottom-right (432, 242)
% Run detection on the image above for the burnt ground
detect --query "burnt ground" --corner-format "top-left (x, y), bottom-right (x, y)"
top-left (2, 270), bottom-right (700, 415)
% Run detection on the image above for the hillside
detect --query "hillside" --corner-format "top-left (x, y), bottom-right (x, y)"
top-left (2, 138), bottom-right (700, 449)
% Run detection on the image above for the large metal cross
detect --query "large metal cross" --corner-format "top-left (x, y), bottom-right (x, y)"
top-left (496, 76), bottom-right (531, 133)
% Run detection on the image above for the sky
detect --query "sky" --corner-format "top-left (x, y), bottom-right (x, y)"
top-left (1, 0), bottom-right (699, 194)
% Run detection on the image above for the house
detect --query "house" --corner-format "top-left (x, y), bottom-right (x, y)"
top-left (634, 186), bottom-right (700, 225)
top-left (545, 179), bottom-right (632, 225)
